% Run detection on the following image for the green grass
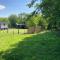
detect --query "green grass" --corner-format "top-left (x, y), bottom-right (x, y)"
top-left (0, 29), bottom-right (60, 60)
top-left (0, 29), bottom-right (31, 51)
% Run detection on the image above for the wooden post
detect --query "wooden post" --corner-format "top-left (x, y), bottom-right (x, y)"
top-left (18, 29), bottom-right (19, 34)
top-left (7, 29), bottom-right (8, 33)
top-left (13, 28), bottom-right (14, 35)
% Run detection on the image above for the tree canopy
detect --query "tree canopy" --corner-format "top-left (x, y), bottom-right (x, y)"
top-left (28, 0), bottom-right (60, 30)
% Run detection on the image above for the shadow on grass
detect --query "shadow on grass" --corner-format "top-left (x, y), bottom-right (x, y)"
top-left (0, 31), bottom-right (60, 60)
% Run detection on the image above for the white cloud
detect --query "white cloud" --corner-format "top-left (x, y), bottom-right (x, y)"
top-left (0, 5), bottom-right (6, 10)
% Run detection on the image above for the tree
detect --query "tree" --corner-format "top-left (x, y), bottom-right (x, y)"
top-left (8, 15), bottom-right (17, 28)
top-left (28, 0), bottom-right (60, 30)
top-left (0, 18), bottom-right (8, 22)
top-left (27, 14), bottom-right (47, 28)
top-left (17, 13), bottom-right (29, 24)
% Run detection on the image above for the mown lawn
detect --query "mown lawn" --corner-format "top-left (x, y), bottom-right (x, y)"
top-left (0, 30), bottom-right (60, 60)
top-left (0, 29), bottom-right (31, 51)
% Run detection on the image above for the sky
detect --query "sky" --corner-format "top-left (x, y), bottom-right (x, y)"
top-left (0, 0), bottom-right (35, 17)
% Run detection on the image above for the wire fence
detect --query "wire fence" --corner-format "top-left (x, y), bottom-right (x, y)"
top-left (0, 29), bottom-right (28, 34)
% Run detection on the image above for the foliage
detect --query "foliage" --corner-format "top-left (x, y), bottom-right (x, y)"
top-left (0, 13), bottom-right (30, 28)
top-left (8, 15), bottom-right (17, 28)
top-left (28, 0), bottom-right (60, 30)
top-left (17, 13), bottom-right (29, 24)
top-left (26, 14), bottom-right (47, 30)
top-left (27, 19), bottom-right (35, 27)
top-left (0, 18), bottom-right (8, 22)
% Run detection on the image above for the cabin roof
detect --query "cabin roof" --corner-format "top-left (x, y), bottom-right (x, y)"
top-left (16, 23), bottom-right (26, 26)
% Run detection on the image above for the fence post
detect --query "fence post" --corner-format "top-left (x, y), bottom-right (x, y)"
top-left (18, 29), bottom-right (19, 34)
top-left (13, 29), bottom-right (14, 35)
top-left (7, 29), bottom-right (8, 33)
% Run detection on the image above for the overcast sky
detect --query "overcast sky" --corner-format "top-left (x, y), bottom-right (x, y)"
top-left (0, 0), bottom-right (35, 17)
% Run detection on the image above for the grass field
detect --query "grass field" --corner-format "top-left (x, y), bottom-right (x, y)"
top-left (0, 29), bottom-right (60, 60)
top-left (0, 29), bottom-right (31, 51)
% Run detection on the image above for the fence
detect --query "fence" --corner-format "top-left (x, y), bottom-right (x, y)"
top-left (0, 29), bottom-right (28, 34)
top-left (0, 26), bottom-right (43, 34)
